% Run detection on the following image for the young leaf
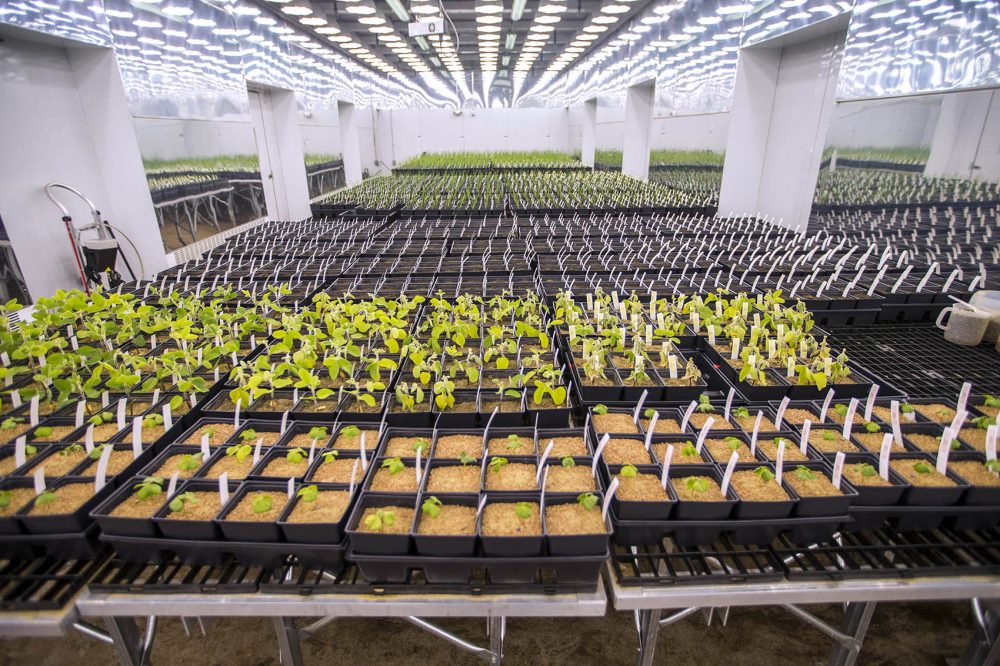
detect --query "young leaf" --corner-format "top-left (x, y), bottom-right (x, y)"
top-left (619, 463), bottom-right (638, 478)
top-left (421, 495), bottom-right (442, 518)
top-left (251, 494), bottom-right (273, 514)
top-left (794, 465), bottom-right (816, 480)
top-left (561, 455), bottom-right (576, 468)
top-left (514, 502), bottom-right (533, 519)
top-left (296, 484), bottom-right (319, 502)
top-left (577, 493), bottom-right (598, 511)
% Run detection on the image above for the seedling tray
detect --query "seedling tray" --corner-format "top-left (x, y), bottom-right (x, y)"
top-left (346, 544), bottom-right (607, 585)
top-left (611, 536), bottom-right (786, 586)
top-left (848, 504), bottom-right (1000, 533)
top-left (0, 523), bottom-right (104, 561)
top-left (88, 555), bottom-right (267, 594)
top-left (611, 511), bottom-right (850, 548)
top-left (0, 551), bottom-right (109, 611)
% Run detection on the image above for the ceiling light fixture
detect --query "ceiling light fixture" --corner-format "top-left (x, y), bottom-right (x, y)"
top-left (383, 0), bottom-right (410, 21)
top-left (511, 0), bottom-right (527, 21)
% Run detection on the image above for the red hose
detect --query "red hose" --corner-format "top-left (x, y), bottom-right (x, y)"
top-left (62, 216), bottom-right (90, 294)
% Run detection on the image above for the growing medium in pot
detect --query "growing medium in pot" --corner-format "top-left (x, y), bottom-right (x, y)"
top-left (308, 452), bottom-right (363, 484)
top-left (808, 429), bottom-right (861, 453)
top-left (484, 458), bottom-right (537, 491)
top-left (704, 437), bottom-right (755, 463)
top-left (615, 465), bottom-right (670, 501)
top-left (203, 445), bottom-right (255, 479)
top-left (357, 506), bottom-right (414, 534)
top-left (890, 459), bottom-right (955, 487)
top-left (384, 436), bottom-right (431, 458)
top-left (152, 451), bottom-right (205, 479)
top-left (25, 482), bottom-right (93, 516)
top-left (544, 457), bottom-right (596, 492)
top-left (416, 496), bottom-right (476, 535)
top-left (671, 475), bottom-right (726, 502)
top-left (730, 467), bottom-right (791, 501)
top-left (545, 436), bottom-right (588, 457)
top-left (481, 501), bottom-right (542, 537)
top-left (842, 462), bottom-right (892, 487)
top-left (370, 457), bottom-right (420, 492)
top-left (545, 494), bottom-right (607, 535)
top-left (284, 485), bottom-right (350, 523)
top-left (783, 465), bottom-right (843, 497)
top-left (434, 434), bottom-right (483, 460)
top-left (425, 464), bottom-right (481, 493)
top-left (259, 448), bottom-right (312, 478)
top-left (184, 423), bottom-right (237, 446)
top-left (652, 440), bottom-right (705, 465)
top-left (224, 491), bottom-right (287, 522)
top-left (109, 478), bottom-right (167, 518)
top-left (757, 437), bottom-right (808, 462)
top-left (0, 487), bottom-right (38, 516)
top-left (331, 426), bottom-right (379, 451)
top-left (592, 411), bottom-right (640, 434)
top-left (950, 460), bottom-right (1000, 487)
top-left (602, 438), bottom-right (654, 466)
top-left (163, 491), bottom-right (219, 520)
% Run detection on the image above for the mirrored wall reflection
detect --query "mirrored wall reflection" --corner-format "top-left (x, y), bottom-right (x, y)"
top-left (133, 117), bottom-right (264, 253)
top-left (647, 109), bottom-right (728, 208)
top-left (813, 88), bottom-right (1000, 207)
top-left (298, 102), bottom-right (344, 200)
top-left (594, 94), bottom-right (626, 171)
top-left (0, 213), bottom-right (30, 304)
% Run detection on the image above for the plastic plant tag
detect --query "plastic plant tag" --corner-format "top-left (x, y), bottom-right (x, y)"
top-left (234, 399), bottom-right (241, 429)
top-left (602, 477), bottom-right (620, 523)
top-left (786, 357), bottom-right (795, 378)
top-left (774, 397), bottom-right (790, 430)
top-left (667, 354), bottom-right (679, 379)
top-left (540, 467), bottom-right (550, 513)
top-left (957, 381), bottom-right (972, 415)
top-left (162, 402), bottom-right (173, 430)
top-left (592, 433), bottom-right (611, 476)
top-left (536, 440), bottom-right (555, 483)
top-left (986, 425), bottom-right (998, 461)
top-left (724, 388), bottom-right (735, 420)
top-left (85, 426), bottom-right (95, 454)
top-left (33, 467), bottom-right (46, 495)
top-left (819, 390), bottom-right (835, 423)
top-left (750, 411), bottom-right (763, 453)
top-left (132, 418), bottom-right (142, 458)
top-left (886, 400), bottom-right (903, 446)
top-left (482, 406), bottom-right (500, 447)
top-left (308, 441), bottom-right (316, 465)
top-left (720, 451), bottom-right (739, 495)
top-left (776, 441), bottom-right (785, 486)
top-left (937, 428), bottom-right (953, 475)
top-left (95, 444), bottom-right (114, 492)
top-left (681, 400), bottom-right (698, 432)
top-left (167, 471), bottom-right (179, 498)
top-left (29, 395), bottom-right (39, 426)
top-left (0, 352), bottom-right (8, 366)
top-left (799, 421), bottom-right (811, 454)
top-left (645, 413), bottom-right (659, 451)
top-left (218, 473), bottom-right (229, 506)
top-left (476, 494), bottom-right (489, 522)
top-left (200, 434), bottom-right (210, 459)
top-left (632, 390), bottom-right (649, 424)
top-left (280, 411), bottom-right (289, 435)
top-left (116, 398), bottom-right (127, 431)
top-left (948, 410), bottom-right (967, 436)
top-left (841, 398), bottom-right (860, 440)
top-left (10, 390), bottom-right (21, 409)
top-left (14, 436), bottom-right (26, 467)
top-left (832, 452), bottom-right (846, 490)
top-left (75, 401), bottom-right (86, 428)
top-left (253, 438), bottom-right (263, 466)
top-left (874, 433), bottom-right (893, 481)
top-left (415, 446), bottom-right (422, 484)
top-left (348, 459), bottom-right (361, 496)
top-left (695, 417), bottom-right (715, 453)
top-left (730, 339), bottom-right (740, 361)
top-left (360, 432), bottom-right (368, 471)
top-left (100, 391), bottom-right (109, 408)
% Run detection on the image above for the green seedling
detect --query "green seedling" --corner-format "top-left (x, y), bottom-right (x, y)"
top-left (31, 426), bottom-right (53, 440)
top-left (577, 493), bottom-right (599, 511)
top-left (143, 413), bottom-right (165, 429)
top-left (1, 417), bottom-right (23, 431)
top-left (794, 466), bottom-right (816, 480)
top-left (593, 404), bottom-right (608, 415)
top-left (365, 508), bottom-right (395, 530)
top-left (296, 485), bottom-right (319, 502)
top-left (382, 457), bottom-right (405, 475)
top-left (913, 461), bottom-right (934, 475)
top-left (459, 451), bottom-right (475, 465)
top-left (619, 463), bottom-right (638, 478)
top-left (0, 490), bottom-right (12, 509)
top-left (834, 404), bottom-right (849, 417)
top-left (822, 431), bottom-right (835, 441)
top-left (336, 425), bottom-right (355, 439)
top-left (561, 456), bottom-right (576, 468)
top-left (489, 457), bottom-right (509, 473)
top-left (88, 443), bottom-right (108, 460)
top-left (732, 407), bottom-right (750, 419)
top-left (644, 407), bottom-right (657, 420)
top-left (421, 496), bottom-right (442, 518)
top-left (88, 412), bottom-right (114, 426)
top-left (412, 438), bottom-right (431, 455)
top-left (321, 450), bottom-right (340, 463)
top-left (515, 502), bottom-right (533, 519)
top-left (286, 447), bottom-right (307, 463)
top-left (855, 463), bottom-right (877, 477)
top-left (684, 477), bottom-right (709, 492)
top-left (985, 460), bottom-right (1000, 474)
top-left (35, 490), bottom-right (57, 507)
top-left (134, 476), bottom-right (163, 500)
top-left (900, 403), bottom-right (915, 414)
top-left (680, 441), bottom-right (698, 457)
top-left (505, 434), bottom-right (526, 452)
top-left (239, 428), bottom-right (258, 442)
top-left (863, 421), bottom-right (881, 433)
top-left (169, 491), bottom-right (197, 513)
top-left (983, 395), bottom-right (1000, 408)
top-left (695, 393), bottom-right (715, 413)
top-left (724, 436), bottom-right (742, 451)
top-left (58, 443), bottom-right (84, 457)
top-left (753, 466), bottom-right (775, 482)
top-left (251, 494), bottom-right (273, 513)
top-left (226, 443), bottom-right (252, 461)
top-left (971, 415), bottom-right (996, 429)
top-left (179, 452), bottom-right (203, 471)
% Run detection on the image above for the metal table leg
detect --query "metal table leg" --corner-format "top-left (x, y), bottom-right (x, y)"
top-left (634, 608), bottom-right (663, 666)
top-left (488, 616), bottom-right (505, 665)
top-left (274, 617), bottom-right (304, 666)
top-left (961, 600), bottom-right (1000, 665)
top-left (829, 601), bottom-right (876, 666)
top-left (104, 617), bottom-right (143, 666)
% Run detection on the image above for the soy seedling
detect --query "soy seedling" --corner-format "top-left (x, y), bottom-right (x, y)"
top-left (0, 490), bottom-right (11, 509)
top-left (753, 467), bottom-right (775, 483)
top-left (724, 436), bottom-right (743, 451)
top-left (365, 508), bottom-right (395, 530)
top-left (239, 428), bottom-right (258, 442)
top-left (321, 450), bottom-right (340, 463)
top-left (515, 502), bottom-right (534, 519)
top-left (986, 460), bottom-right (1000, 474)
top-left (681, 441), bottom-right (699, 457)
top-left (226, 443), bottom-right (252, 461)
top-left (251, 494), bottom-right (273, 514)
top-left (504, 434), bottom-right (527, 453)
top-left (854, 463), bottom-right (877, 477)
top-left (338, 425), bottom-right (357, 439)
top-left (794, 466), bottom-right (816, 480)
top-left (35, 490), bottom-right (57, 507)
top-left (394, 382), bottom-right (425, 412)
top-left (561, 456), bottom-right (576, 468)
top-left (89, 443), bottom-right (109, 460)
top-left (432, 378), bottom-right (456, 410)
top-left (863, 421), bottom-right (881, 433)
top-left (684, 477), bottom-right (710, 493)
top-left (822, 431), bottom-right (836, 441)
top-left (732, 407), bottom-right (750, 419)
top-left (1, 417), bottom-right (24, 431)
top-left (421, 495), bottom-right (442, 518)
top-left (900, 403), bottom-right (915, 415)
top-left (644, 408), bottom-right (657, 420)
top-left (983, 395), bottom-right (1000, 408)
top-left (913, 461), bottom-right (934, 475)
top-left (593, 404), bottom-right (609, 415)
top-left (412, 438), bottom-right (431, 455)
top-left (59, 443), bottom-right (84, 457)
top-left (577, 493), bottom-right (599, 511)
top-left (619, 463), bottom-right (639, 478)
top-left (30, 426), bottom-right (53, 440)
top-left (382, 457), bottom-right (405, 475)
top-left (458, 451), bottom-right (475, 465)
top-left (296, 485), bottom-right (319, 503)
top-left (834, 404), bottom-right (849, 418)
top-left (489, 457), bottom-right (509, 474)
top-left (134, 476), bottom-right (164, 500)
top-left (286, 447), bottom-right (307, 463)
top-left (695, 394), bottom-right (715, 413)
top-left (179, 452), bottom-right (203, 471)
top-left (971, 415), bottom-right (996, 429)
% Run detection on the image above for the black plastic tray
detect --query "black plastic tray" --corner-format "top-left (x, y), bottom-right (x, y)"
top-left (0, 523), bottom-right (104, 561)
top-left (612, 511), bottom-right (851, 547)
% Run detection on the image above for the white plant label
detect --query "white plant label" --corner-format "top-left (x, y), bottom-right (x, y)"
top-left (253, 438), bottom-right (263, 465)
top-left (786, 357), bottom-right (795, 378)
top-left (116, 398), bottom-right (127, 431)
top-left (218, 472), bottom-right (229, 506)
top-left (132, 418), bottom-right (142, 458)
top-left (287, 477), bottom-right (295, 500)
top-left (10, 390), bottom-right (20, 409)
top-left (592, 433), bottom-right (611, 476)
top-left (645, 413), bottom-right (658, 451)
top-left (167, 471), bottom-right (179, 498)
top-left (751, 411), bottom-right (763, 453)
top-left (832, 452), bottom-right (846, 490)
top-left (95, 443), bottom-right (114, 491)
top-left (707, 326), bottom-right (716, 346)
top-left (660, 445), bottom-right (674, 490)
top-left (101, 391), bottom-right (109, 408)
top-left (937, 427), bottom-right (953, 475)
top-left (601, 477), bottom-right (620, 522)
top-left (799, 421), bottom-right (811, 454)
top-left (75, 401), bottom-right (86, 428)
top-left (696, 417), bottom-right (715, 452)
top-left (280, 411), bottom-right (289, 434)
top-left (841, 398), bottom-right (860, 440)
top-left (349, 459), bottom-right (361, 496)
top-left (667, 354), bottom-right (679, 379)
top-left (360, 432), bottom-right (368, 471)
top-left (776, 441), bottom-right (785, 486)
top-left (0, 352), bottom-right (8, 366)
top-left (863, 384), bottom-right (879, 422)
top-left (723, 389), bottom-right (736, 422)
top-left (948, 409), bottom-right (967, 436)
top-left (84, 426), bottom-right (95, 454)
top-left (890, 400), bottom-right (903, 446)
top-left (200, 434), bottom-right (210, 458)
top-left (987, 425), bottom-right (998, 461)
top-left (879, 434), bottom-right (893, 480)
top-left (33, 467), bottom-right (46, 495)
top-left (632, 391), bottom-right (649, 424)
top-left (476, 495), bottom-right (489, 521)
top-left (774, 397), bottom-right (790, 430)
top-left (234, 400), bottom-right (241, 429)
top-left (415, 446), bottom-right (422, 484)
top-left (731, 339), bottom-right (740, 361)
top-left (720, 451), bottom-right (739, 495)
top-left (681, 400), bottom-right (698, 432)
top-left (536, 440), bottom-right (555, 483)
top-left (162, 403), bottom-right (173, 430)
top-left (308, 441), bottom-right (316, 465)
top-left (819, 390), bottom-right (835, 423)
top-left (14, 436), bottom-right (27, 467)
top-left (29, 395), bottom-right (39, 426)
top-left (957, 382), bottom-right (972, 415)
top-left (482, 407), bottom-right (500, 447)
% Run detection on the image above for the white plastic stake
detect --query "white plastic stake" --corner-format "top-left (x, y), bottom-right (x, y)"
top-left (720, 450), bottom-right (739, 495)
top-left (308, 441), bottom-right (316, 465)
top-left (723, 388), bottom-right (735, 420)
top-left (799, 421), bottom-right (811, 454)
top-left (84, 426), bottom-right (95, 454)
top-left (863, 384), bottom-right (879, 422)
top-left (879, 434), bottom-right (893, 480)
top-left (349, 459), bottom-right (361, 496)
top-left (751, 411), bottom-right (763, 452)
top-left (890, 400), bottom-right (903, 446)
top-left (132, 418), bottom-right (142, 458)
top-left (592, 433), bottom-right (611, 476)
top-left (774, 398), bottom-right (790, 430)
top-left (287, 477), bottom-right (295, 499)
top-left (957, 381), bottom-right (972, 416)
top-left (948, 409), bottom-right (967, 436)
top-left (75, 401), bottom-right (85, 428)
top-left (218, 472), bottom-right (230, 506)
top-left (601, 477), bottom-right (620, 522)
top-left (644, 413), bottom-right (659, 451)
top-left (234, 399), bottom-right (241, 429)
top-left (10, 390), bottom-right (21, 409)
top-left (280, 411), bottom-right (289, 434)
top-left (937, 427), bottom-right (953, 475)
top-left (415, 446), bottom-right (422, 484)
top-left (819, 390), bottom-right (835, 423)
top-left (95, 444), bottom-right (114, 491)
top-left (200, 434), bottom-right (210, 458)
top-left (360, 432), bottom-right (368, 471)
top-left (482, 407), bottom-right (500, 447)
top-left (841, 398), bottom-right (860, 440)
top-left (116, 398), bottom-right (127, 431)
top-left (632, 390), bottom-right (649, 424)
top-left (253, 438), bottom-right (263, 466)
top-left (832, 452), bottom-right (846, 489)
top-left (660, 445), bottom-right (674, 490)
top-left (536, 440), bottom-right (555, 483)
top-left (167, 471), bottom-right (179, 498)
top-left (476, 494), bottom-right (489, 521)
top-left (14, 436), bottom-right (27, 467)
top-left (163, 403), bottom-right (173, 430)
top-left (696, 417), bottom-right (715, 452)
top-left (776, 441), bottom-right (785, 486)
top-left (985, 425), bottom-right (998, 461)
top-left (29, 395), bottom-right (39, 426)
top-left (33, 467), bottom-right (46, 495)
top-left (680, 400), bottom-right (697, 432)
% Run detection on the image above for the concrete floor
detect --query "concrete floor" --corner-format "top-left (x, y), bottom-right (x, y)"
top-left (0, 601), bottom-right (975, 665)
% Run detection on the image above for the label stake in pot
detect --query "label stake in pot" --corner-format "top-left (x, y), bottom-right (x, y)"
top-left (359, 432), bottom-right (368, 471)
top-left (167, 471), bottom-right (179, 498)
top-left (660, 445), bottom-right (673, 490)
top-left (644, 413), bottom-right (658, 451)
top-left (841, 398), bottom-right (860, 440)
top-left (774, 397), bottom-right (790, 430)
top-left (750, 412), bottom-right (763, 454)
top-left (832, 452), bottom-right (846, 490)
top-left (819, 390), bottom-right (835, 423)
top-left (218, 472), bottom-right (229, 506)
top-left (592, 433), bottom-right (611, 477)
top-left (536, 440), bottom-right (555, 484)
top-left (720, 450), bottom-right (739, 495)
top-left (879, 434), bottom-right (893, 480)
top-left (681, 400), bottom-right (697, 432)
top-left (937, 427), bottom-right (953, 475)
top-left (987, 425), bottom-right (998, 461)
top-left (723, 388), bottom-right (735, 420)
top-left (863, 384), bottom-right (879, 422)
top-left (890, 400), bottom-right (903, 446)
top-left (695, 417), bottom-right (715, 453)
top-left (95, 444), bottom-right (114, 491)
top-left (632, 390), bottom-right (649, 424)
top-left (799, 421), bottom-right (811, 454)
top-left (602, 477), bottom-right (620, 523)
top-left (776, 440), bottom-right (785, 486)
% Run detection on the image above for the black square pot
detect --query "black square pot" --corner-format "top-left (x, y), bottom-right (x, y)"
top-left (786, 462), bottom-right (858, 517)
top-left (544, 494), bottom-right (612, 556)
top-left (0, 478), bottom-right (31, 535)
top-left (669, 467), bottom-right (736, 520)
top-left (90, 477), bottom-right (164, 538)
top-left (478, 492), bottom-right (544, 557)
top-left (216, 482), bottom-right (289, 543)
top-left (840, 454), bottom-right (908, 506)
top-left (346, 493), bottom-right (417, 555)
top-left (153, 479), bottom-right (237, 540)
top-left (17, 476), bottom-right (107, 535)
top-left (729, 464), bottom-right (796, 519)
top-left (607, 462), bottom-right (677, 520)
top-left (947, 453), bottom-right (1000, 505)
top-left (277, 483), bottom-right (353, 544)
top-left (248, 447), bottom-right (314, 481)
top-left (892, 455), bottom-right (968, 506)
top-left (411, 493), bottom-right (478, 557)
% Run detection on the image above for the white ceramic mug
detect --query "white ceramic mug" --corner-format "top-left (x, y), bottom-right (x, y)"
top-left (936, 305), bottom-right (991, 346)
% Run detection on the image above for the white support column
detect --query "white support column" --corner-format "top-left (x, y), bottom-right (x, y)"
top-left (718, 17), bottom-right (848, 231)
top-left (339, 101), bottom-right (363, 186)
top-left (581, 98), bottom-right (597, 167)
top-left (925, 89), bottom-right (999, 182)
top-left (622, 81), bottom-right (655, 181)
top-left (247, 86), bottom-right (312, 221)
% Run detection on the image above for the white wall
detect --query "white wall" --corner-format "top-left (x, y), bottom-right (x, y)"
top-left (132, 117), bottom-right (258, 161)
top-left (0, 36), bottom-right (165, 300)
top-left (381, 108), bottom-right (572, 166)
top-left (595, 105), bottom-right (625, 150)
top-left (299, 107), bottom-right (341, 158)
top-left (357, 106), bottom-right (381, 176)
top-left (651, 113), bottom-right (730, 152)
top-left (925, 88), bottom-right (1000, 182)
top-left (827, 97), bottom-right (940, 149)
